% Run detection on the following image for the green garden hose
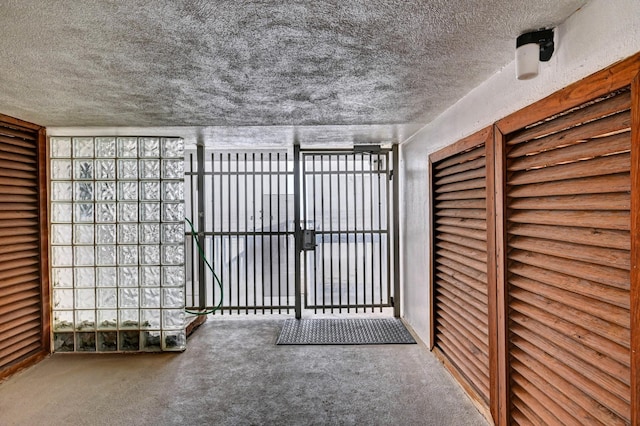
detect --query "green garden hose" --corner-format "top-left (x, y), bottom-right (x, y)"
top-left (184, 217), bottom-right (224, 315)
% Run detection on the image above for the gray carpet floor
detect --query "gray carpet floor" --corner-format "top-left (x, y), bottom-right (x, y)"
top-left (0, 318), bottom-right (488, 426)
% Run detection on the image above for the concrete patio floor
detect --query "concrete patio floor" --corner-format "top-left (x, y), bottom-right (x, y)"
top-left (0, 318), bottom-right (488, 425)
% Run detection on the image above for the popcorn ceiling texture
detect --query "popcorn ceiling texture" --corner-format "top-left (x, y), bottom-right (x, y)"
top-left (0, 0), bottom-right (585, 129)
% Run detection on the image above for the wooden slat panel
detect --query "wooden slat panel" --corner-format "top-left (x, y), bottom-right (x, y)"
top-left (508, 173), bottom-right (630, 198)
top-left (436, 231), bottom-right (486, 251)
top-left (508, 131), bottom-right (629, 172)
top-left (435, 177), bottom-right (485, 193)
top-left (508, 209), bottom-right (629, 230)
top-left (512, 327), bottom-right (629, 418)
top-left (511, 349), bottom-right (624, 425)
top-left (497, 56), bottom-right (640, 426)
top-left (434, 145), bottom-right (485, 169)
top-left (437, 263), bottom-right (487, 294)
top-left (509, 192), bottom-right (630, 211)
top-left (509, 223), bottom-right (629, 251)
top-left (437, 304), bottom-right (489, 349)
top-left (436, 225), bottom-right (487, 242)
top-left (507, 110), bottom-right (630, 158)
top-left (435, 199), bottom-right (486, 209)
top-left (511, 361), bottom-right (595, 426)
top-left (436, 240), bottom-right (487, 265)
top-left (435, 188), bottom-right (486, 201)
top-left (510, 272), bottom-right (629, 327)
top-left (431, 139), bottom-right (490, 413)
top-left (435, 217), bottom-right (486, 230)
top-left (508, 90), bottom-right (631, 145)
top-left (510, 248), bottom-right (629, 290)
top-left (0, 126), bottom-right (36, 140)
top-left (435, 208), bottom-right (486, 220)
top-left (435, 155), bottom-right (486, 178)
top-left (0, 142), bottom-right (37, 157)
top-left (510, 286), bottom-right (630, 351)
top-left (509, 257), bottom-right (629, 308)
top-left (512, 299), bottom-right (629, 373)
top-left (436, 294), bottom-right (488, 334)
top-left (435, 166), bottom-right (485, 186)
top-left (508, 152), bottom-right (630, 186)
top-left (0, 120), bottom-right (44, 376)
top-left (505, 88), bottom-right (632, 425)
top-left (509, 235), bottom-right (629, 270)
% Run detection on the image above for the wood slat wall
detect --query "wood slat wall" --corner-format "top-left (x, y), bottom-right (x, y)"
top-left (505, 88), bottom-right (632, 425)
top-left (431, 130), bottom-right (492, 412)
top-left (0, 117), bottom-right (48, 379)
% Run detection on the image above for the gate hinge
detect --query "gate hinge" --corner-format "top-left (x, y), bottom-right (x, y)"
top-left (390, 297), bottom-right (394, 307)
top-left (389, 170), bottom-right (394, 180)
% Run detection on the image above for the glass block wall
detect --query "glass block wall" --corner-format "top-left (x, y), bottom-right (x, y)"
top-left (50, 136), bottom-right (186, 352)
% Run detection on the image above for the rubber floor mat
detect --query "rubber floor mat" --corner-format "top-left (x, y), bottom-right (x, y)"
top-left (276, 318), bottom-right (416, 345)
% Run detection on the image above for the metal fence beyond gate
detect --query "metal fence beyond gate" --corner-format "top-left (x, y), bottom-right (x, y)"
top-left (185, 149), bottom-right (295, 314)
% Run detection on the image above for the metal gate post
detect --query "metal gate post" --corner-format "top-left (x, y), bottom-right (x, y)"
top-left (293, 142), bottom-right (302, 319)
top-left (392, 144), bottom-right (401, 318)
top-left (196, 142), bottom-right (207, 309)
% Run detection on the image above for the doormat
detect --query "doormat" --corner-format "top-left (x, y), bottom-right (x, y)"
top-left (276, 318), bottom-right (416, 345)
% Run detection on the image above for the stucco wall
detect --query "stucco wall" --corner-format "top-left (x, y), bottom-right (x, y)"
top-left (400, 0), bottom-right (640, 345)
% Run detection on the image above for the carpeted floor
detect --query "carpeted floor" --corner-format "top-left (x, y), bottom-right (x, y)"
top-left (0, 318), bottom-right (488, 426)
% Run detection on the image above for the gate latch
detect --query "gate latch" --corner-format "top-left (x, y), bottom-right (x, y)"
top-left (302, 230), bottom-right (316, 250)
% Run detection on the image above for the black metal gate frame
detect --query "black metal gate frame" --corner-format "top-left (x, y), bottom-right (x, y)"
top-left (294, 145), bottom-right (400, 318)
top-left (186, 144), bottom-right (400, 318)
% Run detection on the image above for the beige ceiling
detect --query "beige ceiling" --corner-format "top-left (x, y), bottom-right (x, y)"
top-left (0, 0), bottom-right (586, 144)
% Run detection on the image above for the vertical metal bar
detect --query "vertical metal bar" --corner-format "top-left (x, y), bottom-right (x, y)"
top-left (268, 153), bottom-right (273, 312)
top-left (260, 153), bottom-right (265, 314)
top-left (277, 152), bottom-right (282, 313)
top-left (252, 153), bottom-right (257, 314)
top-left (311, 155), bottom-right (317, 311)
top-left (319, 155), bottom-right (326, 314)
top-left (360, 153), bottom-right (367, 312)
top-left (226, 153), bottom-right (232, 313)
top-left (377, 153), bottom-right (384, 312)
top-left (244, 153), bottom-right (249, 314)
top-left (328, 154), bottom-right (334, 312)
top-left (345, 154), bottom-right (350, 312)
top-left (210, 152), bottom-right (216, 312)
top-left (392, 144), bottom-right (400, 318)
top-left (218, 152), bottom-right (224, 314)
top-left (293, 143), bottom-right (302, 319)
top-left (235, 153), bottom-right (240, 314)
top-left (285, 152), bottom-right (290, 312)
top-left (369, 154), bottom-right (375, 312)
top-left (353, 153), bottom-right (359, 312)
top-left (301, 152), bottom-right (308, 310)
top-left (337, 155), bottom-right (342, 311)
top-left (196, 144), bottom-right (206, 309)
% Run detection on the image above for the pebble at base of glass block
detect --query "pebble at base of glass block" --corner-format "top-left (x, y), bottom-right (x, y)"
top-left (162, 330), bottom-right (186, 351)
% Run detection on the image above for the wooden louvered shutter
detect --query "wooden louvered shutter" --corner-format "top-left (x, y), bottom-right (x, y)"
top-left (504, 88), bottom-right (632, 424)
top-left (0, 116), bottom-right (49, 378)
top-left (430, 128), bottom-right (493, 413)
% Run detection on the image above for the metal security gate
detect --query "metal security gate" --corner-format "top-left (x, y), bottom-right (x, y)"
top-left (299, 148), bottom-right (395, 314)
top-left (185, 145), bottom-right (398, 317)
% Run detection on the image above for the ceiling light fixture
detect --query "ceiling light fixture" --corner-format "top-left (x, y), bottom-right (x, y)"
top-left (516, 28), bottom-right (555, 80)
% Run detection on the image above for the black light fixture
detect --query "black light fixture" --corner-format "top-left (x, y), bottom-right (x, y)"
top-left (516, 28), bottom-right (555, 80)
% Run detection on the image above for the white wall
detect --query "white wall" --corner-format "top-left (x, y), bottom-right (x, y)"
top-left (400, 0), bottom-right (640, 345)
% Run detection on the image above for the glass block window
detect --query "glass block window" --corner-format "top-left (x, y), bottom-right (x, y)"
top-left (50, 136), bottom-right (186, 352)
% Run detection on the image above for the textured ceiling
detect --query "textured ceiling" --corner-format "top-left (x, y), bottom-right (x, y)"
top-left (0, 0), bottom-right (586, 143)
